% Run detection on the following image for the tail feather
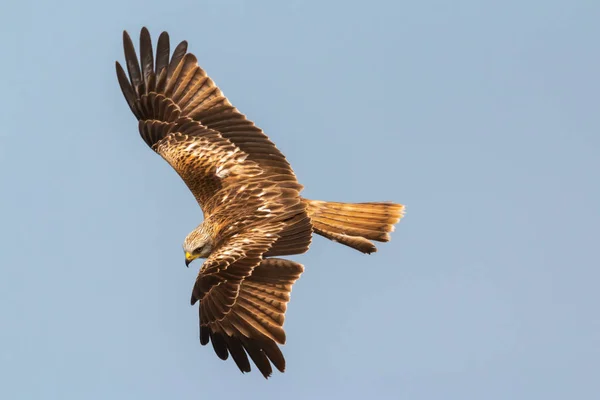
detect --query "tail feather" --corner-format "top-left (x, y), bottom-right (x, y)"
top-left (304, 199), bottom-right (405, 254)
top-left (315, 229), bottom-right (378, 254)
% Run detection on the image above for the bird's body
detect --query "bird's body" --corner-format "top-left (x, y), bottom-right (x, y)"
top-left (116, 28), bottom-right (405, 378)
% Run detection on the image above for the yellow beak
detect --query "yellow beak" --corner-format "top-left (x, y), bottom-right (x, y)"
top-left (185, 251), bottom-right (197, 267)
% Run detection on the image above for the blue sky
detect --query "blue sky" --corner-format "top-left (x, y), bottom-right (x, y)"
top-left (1, 0), bottom-right (599, 399)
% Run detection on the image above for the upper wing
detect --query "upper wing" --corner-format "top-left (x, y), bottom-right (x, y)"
top-left (116, 27), bottom-right (302, 193)
top-left (116, 27), bottom-right (314, 255)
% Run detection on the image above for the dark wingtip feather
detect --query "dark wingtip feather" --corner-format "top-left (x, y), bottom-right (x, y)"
top-left (115, 61), bottom-right (140, 119)
top-left (156, 31), bottom-right (171, 74)
top-left (167, 40), bottom-right (188, 80)
top-left (200, 325), bottom-right (210, 346)
top-left (261, 340), bottom-right (286, 373)
top-left (223, 335), bottom-right (252, 374)
top-left (241, 338), bottom-right (273, 379)
top-left (139, 27), bottom-right (155, 93)
top-left (122, 30), bottom-right (142, 92)
top-left (210, 332), bottom-right (230, 361)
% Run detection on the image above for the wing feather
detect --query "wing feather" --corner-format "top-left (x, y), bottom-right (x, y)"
top-left (116, 29), bottom-right (307, 225)
top-left (199, 258), bottom-right (304, 378)
top-left (155, 31), bottom-right (170, 75)
top-left (122, 31), bottom-right (143, 94)
top-left (116, 28), bottom-right (302, 192)
top-left (139, 27), bottom-right (154, 93)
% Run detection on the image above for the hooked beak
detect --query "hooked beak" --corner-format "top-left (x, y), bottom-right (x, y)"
top-left (185, 252), bottom-right (195, 268)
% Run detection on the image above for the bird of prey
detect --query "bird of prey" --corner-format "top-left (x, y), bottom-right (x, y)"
top-left (116, 27), bottom-right (405, 378)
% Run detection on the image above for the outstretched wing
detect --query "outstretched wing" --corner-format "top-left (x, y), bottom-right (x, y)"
top-left (116, 28), bottom-right (314, 256)
top-left (193, 226), bottom-right (305, 378)
top-left (202, 258), bottom-right (304, 378)
top-left (116, 35), bottom-right (265, 215)
top-left (116, 27), bottom-right (302, 193)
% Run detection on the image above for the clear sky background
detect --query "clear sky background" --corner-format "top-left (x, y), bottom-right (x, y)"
top-left (1, 0), bottom-right (598, 399)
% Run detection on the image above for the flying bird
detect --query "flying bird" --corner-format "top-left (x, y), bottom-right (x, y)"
top-left (116, 27), bottom-right (405, 378)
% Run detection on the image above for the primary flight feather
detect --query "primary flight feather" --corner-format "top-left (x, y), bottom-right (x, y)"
top-left (116, 27), bottom-right (405, 378)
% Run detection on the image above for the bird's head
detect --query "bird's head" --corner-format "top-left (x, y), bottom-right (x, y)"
top-left (183, 227), bottom-right (214, 267)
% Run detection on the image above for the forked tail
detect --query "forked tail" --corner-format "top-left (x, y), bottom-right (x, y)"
top-left (303, 199), bottom-right (405, 254)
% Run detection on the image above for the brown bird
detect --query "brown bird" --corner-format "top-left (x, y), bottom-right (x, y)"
top-left (116, 27), bottom-right (405, 378)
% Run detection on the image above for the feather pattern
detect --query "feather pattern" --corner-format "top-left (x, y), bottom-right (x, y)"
top-left (199, 258), bottom-right (304, 378)
top-left (305, 200), bottom-right (405, 253)
top-left (115, 27), bottom-right (405, 379)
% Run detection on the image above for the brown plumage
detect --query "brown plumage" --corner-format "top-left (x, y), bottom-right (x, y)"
top-left (116, 27), bottom-right (405, 378)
